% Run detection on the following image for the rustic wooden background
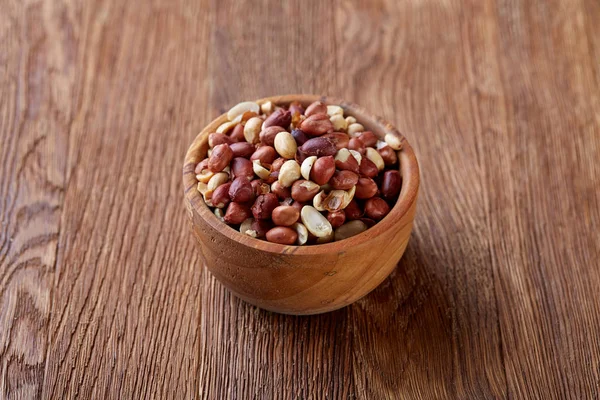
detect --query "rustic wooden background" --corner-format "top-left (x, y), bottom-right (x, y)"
top-left (1, 0), bottom-right (599, 398)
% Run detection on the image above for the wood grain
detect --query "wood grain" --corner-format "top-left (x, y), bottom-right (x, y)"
top-left (1, 0), bottom-right (599, 398)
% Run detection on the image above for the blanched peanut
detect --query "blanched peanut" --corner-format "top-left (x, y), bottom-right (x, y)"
top-left (244, 117), bottom-right (263, 144)
top-left (300, 205), bottom-right (333, 238)
top-left (384, 133), bottom-right (403, 150)
top-left (207, 172), bottom-right (229, 191)
top-left (227, 101), bottom-right (260, 122)
top-left (365, 147), bottom-right (385, 171)
top-left (347, 123), bottom-right (365, 136)
top-left (291, 222), bottom-right (308, 245)
top-left (334, 220), bottom-right (367, 241)
top-left (300, 156), bottom-right (317, 180)
top-left (239, 218), bottom-right (257, 237)
top-left (252, 160), bottom-right (271, 179)
top-left (278, 160), bottom-right (301, 187)
top-left (274, 131), bottom-right (297, 159)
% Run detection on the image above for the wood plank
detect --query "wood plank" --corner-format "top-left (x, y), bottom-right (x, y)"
top-left (0, 0), bottom-right (599, 398)
top-left (490, 0), bottom-right (600, 397)
top-left (39, 0), bottom-right (210, 398)
top-left (333, 0), bottom-right (510, 397)
top-left (197, 1), bottom-right (354, 399)
top-left (0, 1), bottom-right (73, 397)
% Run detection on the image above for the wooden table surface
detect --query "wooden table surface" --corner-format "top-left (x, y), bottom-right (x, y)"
top-left (2, 0), bottom-right (599, 398)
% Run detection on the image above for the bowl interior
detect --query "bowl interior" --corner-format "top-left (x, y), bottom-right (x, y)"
top-left (183, 94), bottom-right (419, 255)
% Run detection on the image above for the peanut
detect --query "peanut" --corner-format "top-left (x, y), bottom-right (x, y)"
top-left (344, 200), bottom-right (363, 220)
top-left (265, 226), bottom-right (298, 245)
top-left (260, 101), bottom-right (274, 115)
top-left (208, 144), bottom-right (233, 172)
top-left (260, 125), bottom-right (286, 146)
top-left (291, 179), bottom-right (320, 202)
top-left (229, 177), bottom-right (255, 203)
top-left (322, 132), bottom-right (350, 150)
top-left (364, 197), bottom-right (390, 220)
top-left (272, 205), bottom-right (300, 227)
top-left (214, 208), bottom-right (225, 222)
top-left (327, 210), bottom-right (346, 228)
top-left (384, 133), bottom-right (403, 150)
top-left (291, 128), bottom-right (310, 146)
top-left (231, 157), bottom-right (254, 181)
top-left (271, 181), bottom-right (291, 199)
top-left (263, 108), bottom-right (292, 129)
top-left (310, 156), bottom-right (335, 185)
top-left (334, 148), bottom-right (360, 173)
top-left (274, 131), bottom-right (297, 159)
top-left (251, 219), bottom-right (273, 238)
top-left (366, 147), bottom-right (385, 171)
top-left (239, 218), bottom-right (257, 237)
top-left (196, 168), bottom-right (215, 183)
top-left (278, 160), bottom-right (301, 187)
top-left (208, 132), bottom-right (232, 148)
top-left (347, 123), bottom-right (365, 136)
top-left (330, 170), bottom-right (359, 190)
top-left (330, 114), bottom-right (347, 131)
top-left (227, 101), bottom-right (260, 122)
top-left (291, 222), bottom-right (308, 245)
top-left (211, 182), bottom-right (232, 208)
top-left (207, 172), bottom-right (229, 191)
top-left (326, 105), bottom-right (344, 117)
top-left (252, 160), bottom-right (271, 180)
top-left (348, 137), bottom-right (366, 154)
top-left (244, 117), bottom-right (263, 144)
top-left (251, 193), bottom-right (279, 220)
top-left (378, 145), bottom-right (398, 165)
top-left (300, 205), bottom-right (333, 238)
top-left (224, 202), bottom-right (251, 225)
top-left (358, 131), bottom-right (378, 147)
top-left (216, 121), bottom-right (237, 134)
top-left (305, 101), bottom-right (328, 117)
top-left (334, 220), bottom-right (367, 241)
top-left (230, 123), bottom-right (245, 142)
top-left (299, 113), bottom-right (334, 136)
top-left (250, 179), bottom-right (271, 196)
top-left (250, 145), bottom-right (277, 165)
top-left (381, 170), bottom-right (402, 199)
top-left (300, 156), bottom-right (317, 180)
top-left (300, 137), bottom-right (337, 157)
top-left (359, 157), bottom-right (379, 178)
top-left (230, 142), bottom-right (255, 158)
top-left (355, 177), bottom-right (378, 199)
top-left (349, 149), bottom-right (362, 165)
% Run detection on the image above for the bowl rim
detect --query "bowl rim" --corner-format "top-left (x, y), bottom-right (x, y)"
top-left (183, 94), bottom-right (420, 255)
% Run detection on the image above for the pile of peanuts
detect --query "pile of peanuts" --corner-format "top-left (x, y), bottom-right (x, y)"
top-left (195, 100), bottom-right (403, 245)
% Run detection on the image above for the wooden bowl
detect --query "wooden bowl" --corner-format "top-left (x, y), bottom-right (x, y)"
top-left (183, 95), bottom-right (419, 315)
